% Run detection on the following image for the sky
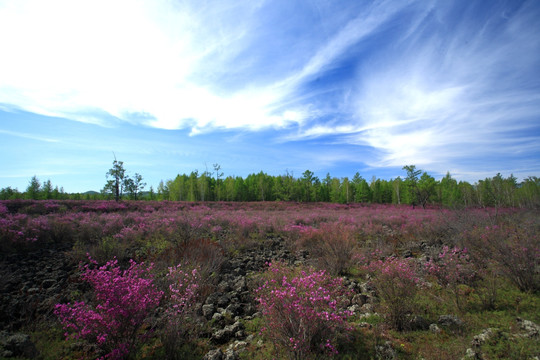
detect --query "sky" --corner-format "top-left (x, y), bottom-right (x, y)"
top-left (1, 0), bottom-right (539, 193)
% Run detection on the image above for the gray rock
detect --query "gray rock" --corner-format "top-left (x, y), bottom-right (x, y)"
top-left (516, 317), bottom-right (540, 338)
top-left (375, 341), bottom-right (396, 360)
top-left (217, 294), bottom-right (231, 307)
top-left (0, 332), bottom-right (39, 359)
top-left (227, 321), bottom-right (244, 334)
top-left (224, 348), bottom-right (239, 360)
top-left (463, 348), bottom-right (476, 359)
top-left (212, 328), bottom-right (233, 344)
top-left (409, 315), bottom-right (430, 331)
top-left (202, 304), bottom-right (216, 319)
top-left (471, 328), bottom-right (501, 348)
top-left (203, 349), bottom-right (224, 360)
top-left (438, 314), bottom-right (463, 328)
top-left (402, 249), bottom-right (413, 258)
top-left (429, 324), bottom-right (441, 333)
top-left (233, 277), bottom-right (247, 292)
top-left (212, 313), bottom-right (224, 323)
top-left (41, 279), bottom-right (56, 289)
top-left (230, 340), bottom-right (248, 351)
top-left (352, 293), bottom-right (368, 306)
top-left (226, 303), bottom-right (242, 317)
top-left (360, 303), bottom-right (374, 314)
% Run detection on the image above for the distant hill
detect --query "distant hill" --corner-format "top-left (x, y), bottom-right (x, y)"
top-left (82, 191), bottom-right (100, 195)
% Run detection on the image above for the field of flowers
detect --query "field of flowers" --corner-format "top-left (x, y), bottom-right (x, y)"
top-left (0, 200), bottom-right (539, 359)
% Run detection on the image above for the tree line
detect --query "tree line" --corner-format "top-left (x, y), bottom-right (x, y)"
top-left (1, 161), bottom-right (539, 208)
top-left (155, 165), bottom-right (540, 209)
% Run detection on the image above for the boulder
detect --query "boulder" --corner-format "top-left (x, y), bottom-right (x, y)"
top-left (202, 304), bottom-right (216, 319)
top-left (0, 331), bottom-right (39, 359)
top-left (203, 349), bottom-right (224, 360)
top-left (438, 314), bottom-right (463, 328)
top-left (516, 317), bottom-right (540, 338)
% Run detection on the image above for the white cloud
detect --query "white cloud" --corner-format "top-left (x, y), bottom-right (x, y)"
top-left (346, 2), bottom-right (539, 175)
top-left (0, 0), bottom-right (308, 131)
top-left (0, 129), bottom-right (59, 143)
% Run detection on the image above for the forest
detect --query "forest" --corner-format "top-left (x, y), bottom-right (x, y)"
top-left (2, 163), bottom-right (540, 209)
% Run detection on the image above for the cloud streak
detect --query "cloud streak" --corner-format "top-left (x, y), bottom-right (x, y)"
top-left (287, 0), bottom-right (540, 178)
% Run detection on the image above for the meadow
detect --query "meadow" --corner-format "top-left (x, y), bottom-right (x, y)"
top-left (0, 200), bottom-right (539, 359)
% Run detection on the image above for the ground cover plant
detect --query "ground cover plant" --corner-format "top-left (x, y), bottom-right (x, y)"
top-left (0, 199), bottom-right (539, 359)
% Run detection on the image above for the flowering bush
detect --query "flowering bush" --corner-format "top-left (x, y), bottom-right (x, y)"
top-left (255, 262), bottom-right (353, 359)
top-left (166, 264), bottom-right (199, 315)
top-left (55, 255), bottom-right (163, 359)
top-left (362, 254), bottom-right (420, 330)
top-left (160, 264), bottom-right (201, 359)
top-left (425, 246), bottom-right (475, 310)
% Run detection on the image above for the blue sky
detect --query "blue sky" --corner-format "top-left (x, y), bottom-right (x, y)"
top-left (1, 0), bottom-right (539, 193)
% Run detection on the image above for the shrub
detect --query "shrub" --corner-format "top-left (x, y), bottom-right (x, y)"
top-left (425, 246), bottom-right (476, 310)
top-left (160, 264), bottom-right (201, 360)
top-left (55, 255), bottom-right (163, 359)
top-left (485, 225), bottom-right (539, 293)
top-left (296, 222), bottom-right (358, 276)
top-left (362, 255), bottom-right (420, 331)
top-left (255, 262), bottom-right (353, 359)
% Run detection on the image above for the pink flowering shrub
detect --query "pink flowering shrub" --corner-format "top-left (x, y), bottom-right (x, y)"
top-left (161, 264), bottom-right (201, 359)
top-left (361, 254), bottom-right (420, 330)
top-left (255, 262), bottom-right (353, 359)
top-left (425, 246), bottom-right (475, 310)
top-left (54, 255), bottom-right (163, 360)
top-left (166, 264), bottom-right (200, 316)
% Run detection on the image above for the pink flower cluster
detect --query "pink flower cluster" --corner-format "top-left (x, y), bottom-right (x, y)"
top-left (366, 255), bottom-right (419, 286)
top-left (54, 255), bottom-right (164, 359)
top-left (425, 246), bottom-right (474, 287)
top-left (255, 262), bottom-right (353, 357)
top-left (166, 264), bottom-right (200, 316)
top-left (360, 254), bottom-right (420, 330)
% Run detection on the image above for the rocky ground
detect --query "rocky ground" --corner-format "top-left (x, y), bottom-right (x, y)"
top-left (0, 238), bottom-right (298, 359)
top-left (1, 237), bottom-right (538, 359)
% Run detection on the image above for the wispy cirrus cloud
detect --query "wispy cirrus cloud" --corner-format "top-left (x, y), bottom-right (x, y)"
top-left (285, 0), bottom-right (540, 179)
top-left (0, 129), bottom-right (59, 143)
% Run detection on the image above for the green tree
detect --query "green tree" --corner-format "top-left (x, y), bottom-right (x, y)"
top-left (125, 173), bottom-right (146, 200)
top-left (417, 172), bottom-right (437, 209)
top-left (148, 185), bottom-right (156, 200)
top-left (341, 177), bottom-right (351, 204)
top-left (0, 186), bottom-right (21, 200)
top-left (516, 176), bottom-right (540, 208)
top-left (223, 176), bottom-right (236, 201)
top-left (199, 170), bottom-right (210, 201)
top-left (42, 179), bottom-right (53, 200)
top-left (26, 175), bottom-right (41, 200)
top-left (392, 177), bottom-right (403, 204)
top-left (403, 165), bottom-right (422, 208)
top-left (103, 159), bottom-right (127, 201)
top-left (329, 177), bottom-right (341, 203)
top-left (301, 170), bottom-right (316, 202)
top-left (157, 180), bottom-right (169, 201)
top-left (213, 163), bottom-right (224, 201)
top-left (370, 177), bottom-right (382, 203)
